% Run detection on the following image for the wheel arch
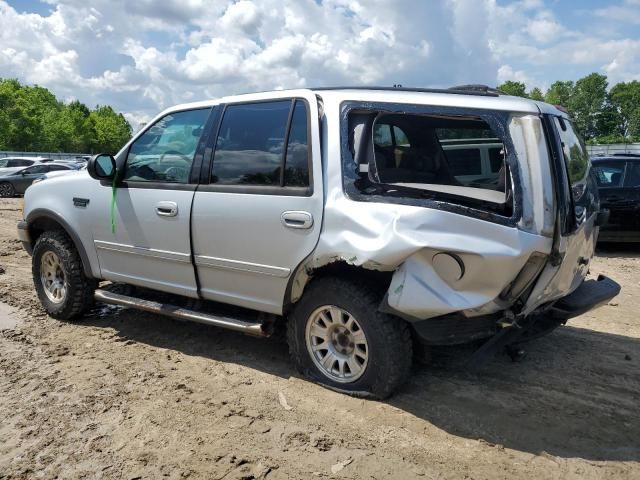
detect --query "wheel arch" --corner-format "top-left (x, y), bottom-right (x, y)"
top-left (283, 260), bottom-right (393, 315)
top-left (26, 209), bottom-right (95, 279)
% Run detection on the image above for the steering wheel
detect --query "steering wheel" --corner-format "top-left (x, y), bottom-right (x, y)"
top-left (159, 150), bottom-right (191, 164)
top-left (164, 166), bottom-right (189, 183)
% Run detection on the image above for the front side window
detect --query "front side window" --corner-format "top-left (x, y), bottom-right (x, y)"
top-left (125, 108), bottom-right (211, 184)
top-left (211, 99), bottom-right (310, 188)
top-left (593, 162), bottom-right (625, 188)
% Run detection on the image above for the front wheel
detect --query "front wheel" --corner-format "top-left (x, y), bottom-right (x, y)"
top-left (32, 231), bottom-right (96, 320)
top-left (287, 277), bottom-right (413, 399)
top-left (0, 182), bottom-right (15, 198)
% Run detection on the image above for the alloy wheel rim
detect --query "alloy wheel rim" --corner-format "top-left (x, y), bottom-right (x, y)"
top-left (0, 184), bottom-right (11, 197)
top-left (40, 251), bottom-right (67, 304)
top-left (305, 305), bottom-right (369, 383)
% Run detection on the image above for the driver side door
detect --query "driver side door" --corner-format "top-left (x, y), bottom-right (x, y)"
top-left (90, 107), bottom-right (212, 298)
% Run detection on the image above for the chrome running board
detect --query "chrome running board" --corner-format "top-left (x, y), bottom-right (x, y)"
top-left (94, 290), bottom-right (268, 337)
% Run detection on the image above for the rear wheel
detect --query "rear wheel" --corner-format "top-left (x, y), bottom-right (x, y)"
top-left (0, 182), bottom-right (15, 198)
top-left (288, 277), bottom-right (413, 399)
top-left (32, 231), bottom-right (96, 320)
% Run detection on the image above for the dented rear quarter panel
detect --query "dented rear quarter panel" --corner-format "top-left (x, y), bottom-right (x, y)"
top-left (294, 93), bottom-right (556, 320)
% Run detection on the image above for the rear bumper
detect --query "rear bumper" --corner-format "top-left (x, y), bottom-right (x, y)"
top-left (550, 275), bottom-right (621, 320)
top-left (17, 220), bottom-right (32, 255)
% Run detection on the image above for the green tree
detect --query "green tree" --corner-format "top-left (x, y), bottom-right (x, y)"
top-left (568, 73), bottom-right (608, 140)
top-left (90, 105), bottom-right (132, 154)
top-left (528, 87), bottom-right (545, 101)
top-left (497, 80), bottom-right (527, 97)
top-left (0, 77), bottom-right (131, 153)
top-left (608, 80), bottom-right (640, 141)
top-left (545, 80), bottom-right (575, 107)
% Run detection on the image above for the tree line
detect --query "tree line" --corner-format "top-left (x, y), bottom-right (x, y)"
top-left (498, 73), bottom-right (640, 144)
top-left (0, 78), bottom-right (132, 154)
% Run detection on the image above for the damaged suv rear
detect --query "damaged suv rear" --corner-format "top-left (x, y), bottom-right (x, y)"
top-left (19, 86), bottom-right (620, 399)
top-left (289, 87), bottom-right (620, 396)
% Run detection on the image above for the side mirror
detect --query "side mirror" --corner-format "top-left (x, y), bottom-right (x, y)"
top-left (88, 154), bottom-right (117, 181)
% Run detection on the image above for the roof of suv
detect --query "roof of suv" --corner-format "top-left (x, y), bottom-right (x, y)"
top-left (160, 86), bottom-right (568, 120)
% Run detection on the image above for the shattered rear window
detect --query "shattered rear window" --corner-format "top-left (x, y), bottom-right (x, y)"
top-left (348, 110), bottom-right (513, 216)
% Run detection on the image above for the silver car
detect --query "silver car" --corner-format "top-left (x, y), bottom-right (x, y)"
top-left (17, 86), bottom-right (620, 398)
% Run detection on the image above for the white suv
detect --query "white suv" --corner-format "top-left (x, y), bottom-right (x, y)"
top-left (17, 86), bottom-right (620, 398)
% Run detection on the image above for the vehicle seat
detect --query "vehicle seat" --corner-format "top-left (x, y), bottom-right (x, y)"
top-left (611, 172), bottom-right (622, 186)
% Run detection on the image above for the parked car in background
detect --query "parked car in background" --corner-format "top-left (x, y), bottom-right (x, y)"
top-left (0, 162), bottom-right (82, 197)
top-left (0, 156), bottom-right (53, 176)
top-left (591, 154), bottom-right (640, 242)
top-left (32, 164), bottom-right (86, 186)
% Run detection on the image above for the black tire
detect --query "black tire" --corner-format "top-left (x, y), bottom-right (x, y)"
top-left (287, 277), bottom-right (413, 399)
top-left (32, 230), bottom-right (96, 320)
top-left (0, 182), bottom-right (15, 198)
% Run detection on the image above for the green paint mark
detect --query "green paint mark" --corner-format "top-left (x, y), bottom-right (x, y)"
top-left (110, 174), bottom-right (117, 234)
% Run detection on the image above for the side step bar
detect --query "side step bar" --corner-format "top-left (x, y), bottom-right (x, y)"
top-left (94, 290), bottom-right (268, 337)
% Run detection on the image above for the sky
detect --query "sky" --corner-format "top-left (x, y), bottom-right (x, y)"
top-left (1, 0), bottom-right (639, 129)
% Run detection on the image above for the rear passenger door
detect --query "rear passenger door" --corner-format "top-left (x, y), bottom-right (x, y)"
top-left (191, 94), bottom-right (323, 314)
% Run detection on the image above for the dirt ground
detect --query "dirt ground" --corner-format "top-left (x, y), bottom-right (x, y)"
top-left (0, 197), bottom-right (638, 480)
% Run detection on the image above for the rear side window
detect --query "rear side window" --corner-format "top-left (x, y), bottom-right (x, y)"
top-left (553, 117), bottom-right (589, 195)
top-left (48, 165), bottom-right (69, 172)
top-left (22, 165), bottom-right (49, 174)
top-left (8, 159), bottom-right (32, 167)
top-left (125, 108), bottom-right (211, 184)
top-left (624, 162), bottom-right (640, 187)
top-left (593, 162), bottom-right (625, 187)
top-left (211, 99), bottom-right (310, 188)
top-left (357, 112), bottom-right (510, 214)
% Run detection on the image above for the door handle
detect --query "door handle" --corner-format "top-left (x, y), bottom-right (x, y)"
top-left (155, 201), bottom-right (178, 217)
top-left (281, 211), bottom-right (313, 229)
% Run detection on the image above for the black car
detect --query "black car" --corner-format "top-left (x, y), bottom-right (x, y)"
top-left (591, 154), bottom-right (640, 242)
top-left (0, 162), bottom-right (81, 198)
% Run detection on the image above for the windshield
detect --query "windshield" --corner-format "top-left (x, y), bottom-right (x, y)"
top-left (0, 159), bottom-right (8, 168)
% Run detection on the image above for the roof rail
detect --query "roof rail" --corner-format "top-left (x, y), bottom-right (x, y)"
top-left (611, 152), bottom-right (640, 158)
top-left (449, 84), bottom-right (502, 95)
top-left (312, 86), bottom-right (500, 97)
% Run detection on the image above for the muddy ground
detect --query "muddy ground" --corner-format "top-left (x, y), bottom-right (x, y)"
top-left (0, 197), bottom-right (638, 479)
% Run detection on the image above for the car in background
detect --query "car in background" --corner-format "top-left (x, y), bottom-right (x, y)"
top-left (591, 154), bottom-right (640, 242)
top-left (0, 162), bottom-right (82, 197)
top-left (32, 163), bottom-right (86, 185)
top-left (0, 156), bottom-right (53, 176)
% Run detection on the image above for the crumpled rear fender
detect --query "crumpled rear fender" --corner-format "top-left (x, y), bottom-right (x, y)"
top-left (293, 196), bottom-right (552, 320)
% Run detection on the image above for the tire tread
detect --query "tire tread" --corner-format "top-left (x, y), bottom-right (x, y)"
top-left (32, 230), bottom-right (96, 320)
